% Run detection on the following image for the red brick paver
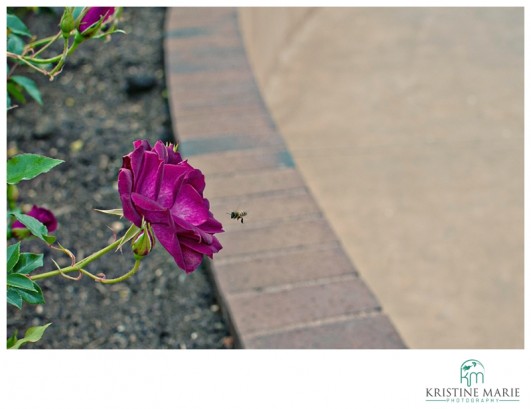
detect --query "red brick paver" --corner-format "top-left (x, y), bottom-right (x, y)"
top-left (164, 7), bottom-right (406, 348)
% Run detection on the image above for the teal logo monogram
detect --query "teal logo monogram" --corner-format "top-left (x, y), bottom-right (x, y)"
top-left (425, 359), bottom-right (520, 403)
top-left (460, 359), bottom-right (485, 387)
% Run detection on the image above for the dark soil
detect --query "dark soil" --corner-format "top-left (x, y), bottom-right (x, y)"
top-left (7, 8), bottom-right (233, 348)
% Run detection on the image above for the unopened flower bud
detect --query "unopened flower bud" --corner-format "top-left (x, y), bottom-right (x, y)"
top-left (131, 226), bottom-right (155, 260)
top-left (60, 8), bottom-right (75, 37)
top-left (11, 205), bottom-right (57, 240)
top-left (78, 7), bottom-right (115, 37)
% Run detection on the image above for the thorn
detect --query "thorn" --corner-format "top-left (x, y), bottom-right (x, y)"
top-left (50, 242), bottom-right (76, 266)
top-left (106, 225), bottom-right (118, 242)
top-left (52, 259), bottom-right (82, 281)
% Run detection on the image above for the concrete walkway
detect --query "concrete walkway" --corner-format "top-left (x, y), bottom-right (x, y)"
top-left (239, 8), bottom-right (524, 348)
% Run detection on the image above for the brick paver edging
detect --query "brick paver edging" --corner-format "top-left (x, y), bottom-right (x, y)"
top-left (164, 8), bottom-right (406, 348)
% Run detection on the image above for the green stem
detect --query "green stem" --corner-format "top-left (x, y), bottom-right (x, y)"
top-left (6, 32), bottom-right (60, 79)
top-left (77, 268), bottom-right (100, 281)
top-left (31, 32), bottom-right (62, 58)
top-left (19, 54), bottom-right (63, 65)
top-left (48, 37), bottom-right (70, 77)
top-left (66, 39), bottom-right (81, 57)
top-left (95, 259), bottom-right (142, 284)
top-left (6, 53), bottom-right (50, 76)
top-left (27, 32), bottom-right (62, 49)
top-left (8, 38), bottom-right (79, 67)
top-left (72, 261), bottom-right (141, 284)
top-left (30, 239), bottom-right (122, 281)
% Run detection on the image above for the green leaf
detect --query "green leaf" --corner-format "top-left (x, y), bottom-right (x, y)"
top-left (7, 33), bottom-right (25, 55)
top-left (7, 153), bottom-right (64, 184)
top-left (7, 81), bottom-right (26, 105)
top-left (7, 330), bottom-right (19, 349)
top-left (7, 242), bottom-right (21, 272)
top-left (116, 224), bottom-right (141, 252)
top-left (7, 274), bottom-right (37, 292)
top-left (10, 76), bottom-right (43, 105)
top-left (16, 283), bottom-right (45, 305)
top-left (7, 14), bottom-right (31, 37)
top-left (12, 253), bottom-right (44, 275)
top-left (7, 90), bottom-right (12, 108)
top-left (10, 213), bottom-right (56, 244)
top-left (94, 208), bottom-right (124, 217)
top-left (7, 288), bottom-right (23, 309)
top-left (8, 323), bottom-right (51, 349)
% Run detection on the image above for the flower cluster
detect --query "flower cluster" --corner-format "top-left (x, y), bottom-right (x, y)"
top-left (118, 140), bottom-right (223, 273)
top-left (7, 6), bottom-right (121, 97)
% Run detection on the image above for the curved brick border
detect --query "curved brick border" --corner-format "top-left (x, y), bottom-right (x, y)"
top-left (164, 8), bottom-right (406, 348)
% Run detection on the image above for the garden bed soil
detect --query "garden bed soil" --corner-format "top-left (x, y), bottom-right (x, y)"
top-left (7, 7), bottom-right (233, 348)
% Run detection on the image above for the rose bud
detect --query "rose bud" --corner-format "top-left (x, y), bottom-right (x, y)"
top-left (60, 7), bottom-right (75, 37)
top-left (12, 205), bottom-right (58, 240)
top-left (78, 7), bottom-right (115, 36)
top-left (131, 226), bottom-right (156, 260)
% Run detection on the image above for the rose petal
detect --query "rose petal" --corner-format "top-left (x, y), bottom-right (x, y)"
top-left (153, 140), bottom-right (169, 163)
top-left (133, 139), bottom-right (151, 150)
top-left (198, 216), bottom-right (224, 234)
top-left (167, 147), bottom-right (182, 165)
top-left (180, 234), bottom-right (222, 257)
top-left (153, 140), bottom-right (183, 165)
top-left (180, 246), bottom-right (204, 274)
top-left (171, 184), bottom-right (209, 225)
top-left (118, 169), bottom-right (142, 226)
top-left (184, 166), bottom-right (206, 194)
top-left (131, 193), bottom-right (170, 225)
top-left (121, 154), bottom-right (132, 172)
top-left (30, 205), bottom-right (58, 232)
top-left (127, 140), bottom-right (151, 182)
top-left (156, 164), bottom-right (186, 209)
top-left (181, 225), bottom-right (213, 245)
top-left (135, 151), bottom-right (163, 200)
top-left (152, 224), bottom-right (193, 273)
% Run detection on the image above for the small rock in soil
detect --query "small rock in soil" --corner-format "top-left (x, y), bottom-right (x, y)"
top-left (125, 73), bottom-right (158, 95)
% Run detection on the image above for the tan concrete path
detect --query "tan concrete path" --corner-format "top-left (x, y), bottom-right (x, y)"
top-left (240, 7), bottom-right (523, 348)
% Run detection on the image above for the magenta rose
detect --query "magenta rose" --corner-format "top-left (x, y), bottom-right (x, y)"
top-left (118, 140), bottom-right (223, 273)
top-left (12, 205), bottom-right (58, 239)
top-left (78, 7), bottom-right (115, 34)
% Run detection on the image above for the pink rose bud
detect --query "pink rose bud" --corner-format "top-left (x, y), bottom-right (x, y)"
top-left (12, 205), bottom-right (58, 239)
top-left (78, 7), bottom-right (115, 35)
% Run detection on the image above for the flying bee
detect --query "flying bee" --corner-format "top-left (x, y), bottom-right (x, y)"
top-left (228, 210), bottom-right (247, 223)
